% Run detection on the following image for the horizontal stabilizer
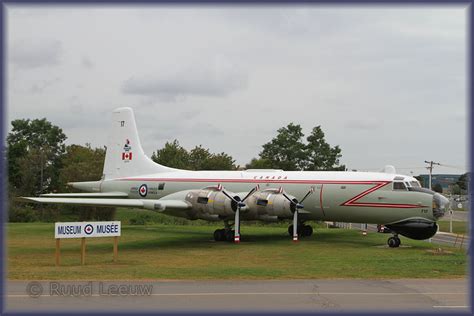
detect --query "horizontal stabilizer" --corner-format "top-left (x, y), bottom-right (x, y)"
top-left (40, 192), bottom-right (129, 198)
top-left (19, 197), bottom-right (190, 212)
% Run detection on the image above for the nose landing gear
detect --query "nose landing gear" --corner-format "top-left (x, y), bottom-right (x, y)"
top-left (387, 234), bottom-right (401, 248)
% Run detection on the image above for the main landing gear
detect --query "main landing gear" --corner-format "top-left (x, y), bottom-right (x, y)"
top-left (387, 234), bottom-right (401, 248)
top-left (214, 221), bottom-right (237, 242)
top-left (288, 224), bottom-right (313, 238)
top-left (213, 228), bottom-right (235, 242)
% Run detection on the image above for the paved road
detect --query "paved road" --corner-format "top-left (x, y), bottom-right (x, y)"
top-left (6, 279), bottom-right (469, 312)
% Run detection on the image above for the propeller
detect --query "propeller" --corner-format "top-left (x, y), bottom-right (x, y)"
top-left (281, 187), bottom-right (314, 242)
top-left (219, 185), bottom-right (259, 243)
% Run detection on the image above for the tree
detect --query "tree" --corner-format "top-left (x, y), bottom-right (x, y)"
top-left (151, 140), bottom-right (189, 170)
top-left (58, 144), bottom-right (106, 189)
top-left (7, 118), bottom-right (67, 222)
top-left (259, 123), bottom-right (307, 171)
top-left (7, 118), bottom-right (66, 195)
top-left (200, 152), bottom-right (236, 170)
top-left (305, 126), bottom-right (344, 171)
top-left (433, 183), bottom-right (443, 193)
top-left (245, 158), bottom-right (273, 169)
top-left (457, 172), bottom-right (469, 193)
top-left (152, 140), bottom-right (236, 170)
top-left (250, 123), bottom-right (345, 171)
top-left (58, 144), bottom-right (115, 221)
top-left (189, 145), bottom-right (212, 170)
top-left (451, 184), bottom-right (461, 195)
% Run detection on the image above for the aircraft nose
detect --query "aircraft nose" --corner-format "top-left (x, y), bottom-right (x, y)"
top-left (433, 193), bottom-right (450, 219)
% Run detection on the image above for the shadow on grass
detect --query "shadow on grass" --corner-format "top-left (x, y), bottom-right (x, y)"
top-left (110, 226), bottom-right (404, 251)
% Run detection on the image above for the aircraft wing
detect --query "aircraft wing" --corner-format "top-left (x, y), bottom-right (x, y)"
top-left (19, 197), bottom-right (191, 212)
top-left (40, 192), bottom-right (129, 198)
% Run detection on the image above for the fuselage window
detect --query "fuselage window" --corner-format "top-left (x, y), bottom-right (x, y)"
top-left (393, 182), bottom-right (407, 191)
top-left (410, 181), bottom-right (421, 188)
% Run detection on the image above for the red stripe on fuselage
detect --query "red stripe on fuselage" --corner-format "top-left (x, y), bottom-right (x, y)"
top-left (115, 177), bottom-right (426, 209)
top-left (319, 184), bottom-right (325, 216)
top-left (116, 177), bottom-right (379, 185)
top-left (340, 181), bottom-right (425, 208)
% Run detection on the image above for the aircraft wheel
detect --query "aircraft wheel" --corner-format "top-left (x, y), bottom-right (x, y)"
top-left (387, 237), bottom-right (400, 248)
top-left (225, 230), bottom-right (235, 242)
top-left (214, 229), bottom-right (226, 242)
top-left (302, 225), bottom-right (313, 237)
top-left (395, 237), bottom-right (401, 246)
top-left (290, 225), bottom-right (303, 237)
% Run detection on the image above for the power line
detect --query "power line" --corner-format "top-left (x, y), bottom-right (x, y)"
top-left (438, 163), bottom-right (466, 171)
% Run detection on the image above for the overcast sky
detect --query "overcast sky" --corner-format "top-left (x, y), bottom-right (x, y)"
top-left (5, 5), bottom-right (468, 176)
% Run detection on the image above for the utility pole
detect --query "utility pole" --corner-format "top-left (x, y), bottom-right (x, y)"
top-left (424, 160), bottom-right (441, 190)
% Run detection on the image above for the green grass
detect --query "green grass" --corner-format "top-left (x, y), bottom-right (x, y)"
top-left (438, 221), bottom-right (469, 235)
top-left (7, 223), bottom-right (467, 281)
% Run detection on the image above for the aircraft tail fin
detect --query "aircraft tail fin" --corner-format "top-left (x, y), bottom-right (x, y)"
top-left (102, 107), bottom-right (175, 180)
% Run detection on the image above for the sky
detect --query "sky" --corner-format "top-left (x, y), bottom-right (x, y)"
top-left (5, 4), bottom-right (469, 176)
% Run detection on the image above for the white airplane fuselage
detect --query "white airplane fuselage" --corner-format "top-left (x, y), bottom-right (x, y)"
top-left (88, 169), bottom-right (436, 225)
top-left (23, 107), bottom-right (450, 244)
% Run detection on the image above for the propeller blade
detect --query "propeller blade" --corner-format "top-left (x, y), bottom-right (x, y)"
top-left (299, 187), bottom-right (315, 204)
top-left (282, 192), bottom-right (295, 204)
top-left (293, 210), bottom-right (298, 242)
top-left (242, 186), bottom-right (258, 202)
top-left (234, 207), bottom-right (240, 243)
top-left (221, 189), bottom-right (238, 203)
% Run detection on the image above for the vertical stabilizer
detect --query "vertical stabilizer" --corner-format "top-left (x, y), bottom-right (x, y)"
top-left (102, 107), bottom-right (175, 179)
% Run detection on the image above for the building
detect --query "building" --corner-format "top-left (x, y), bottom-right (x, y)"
top-left (417, 174), bottom-right (462, 192)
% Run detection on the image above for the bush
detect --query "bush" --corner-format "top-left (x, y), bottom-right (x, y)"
top-left (129, 213), bottom-right (151, 225)
top-left (8, 204), bottom-right (39, 222)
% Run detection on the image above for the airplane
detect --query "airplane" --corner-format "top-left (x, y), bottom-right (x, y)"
top-left (21, 107), bottom-right (450, 248)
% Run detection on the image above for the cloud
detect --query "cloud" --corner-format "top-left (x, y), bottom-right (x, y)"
top-left (81, 56), bottom-right (94, 69)
top-left (181, 109), bottom-right (200, 120)
top-left (6, 7), bottom-right (467, 175)
top-left (29, 77), bottom-right (60, 94)
top-left (9, 39), bottom-right (62, 68)
top-left (121, 58), bottom-right (247, 101)
top-left (345, 120), bottom-right (381, 131)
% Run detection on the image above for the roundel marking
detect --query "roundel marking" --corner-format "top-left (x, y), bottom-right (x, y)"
top-left (84, 224), bottom-right (94, 235)
top-left (139, 184), bottom-right (148, 197)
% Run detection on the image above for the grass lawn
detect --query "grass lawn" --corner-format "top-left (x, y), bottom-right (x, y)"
top-left (7, 223), bottom-right (467, 281)
top-left (437, 221), bottom-right (469, 235)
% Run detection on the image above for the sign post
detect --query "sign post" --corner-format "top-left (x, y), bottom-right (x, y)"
top-left (113, 236), bottom-right (118, 262)
top-left (81, 237), bottom-right (86, 265)
top-left (55, 238), bottom-right (61, 266)
top-left (54, 221), bottom-right (121, 265)
top-left (449, 210), bottom-right (453, 233)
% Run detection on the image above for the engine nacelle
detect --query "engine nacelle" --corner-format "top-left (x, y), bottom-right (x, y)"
top-left (244, 189), bottom-right (297, 218)
top-left (184, 188), bottom-right (238, 217)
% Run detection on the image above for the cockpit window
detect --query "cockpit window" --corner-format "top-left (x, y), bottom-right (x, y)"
top-left (393, 182), bottom-right (407, 190)
top-left (410, 181), bottom-right (421, 188)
